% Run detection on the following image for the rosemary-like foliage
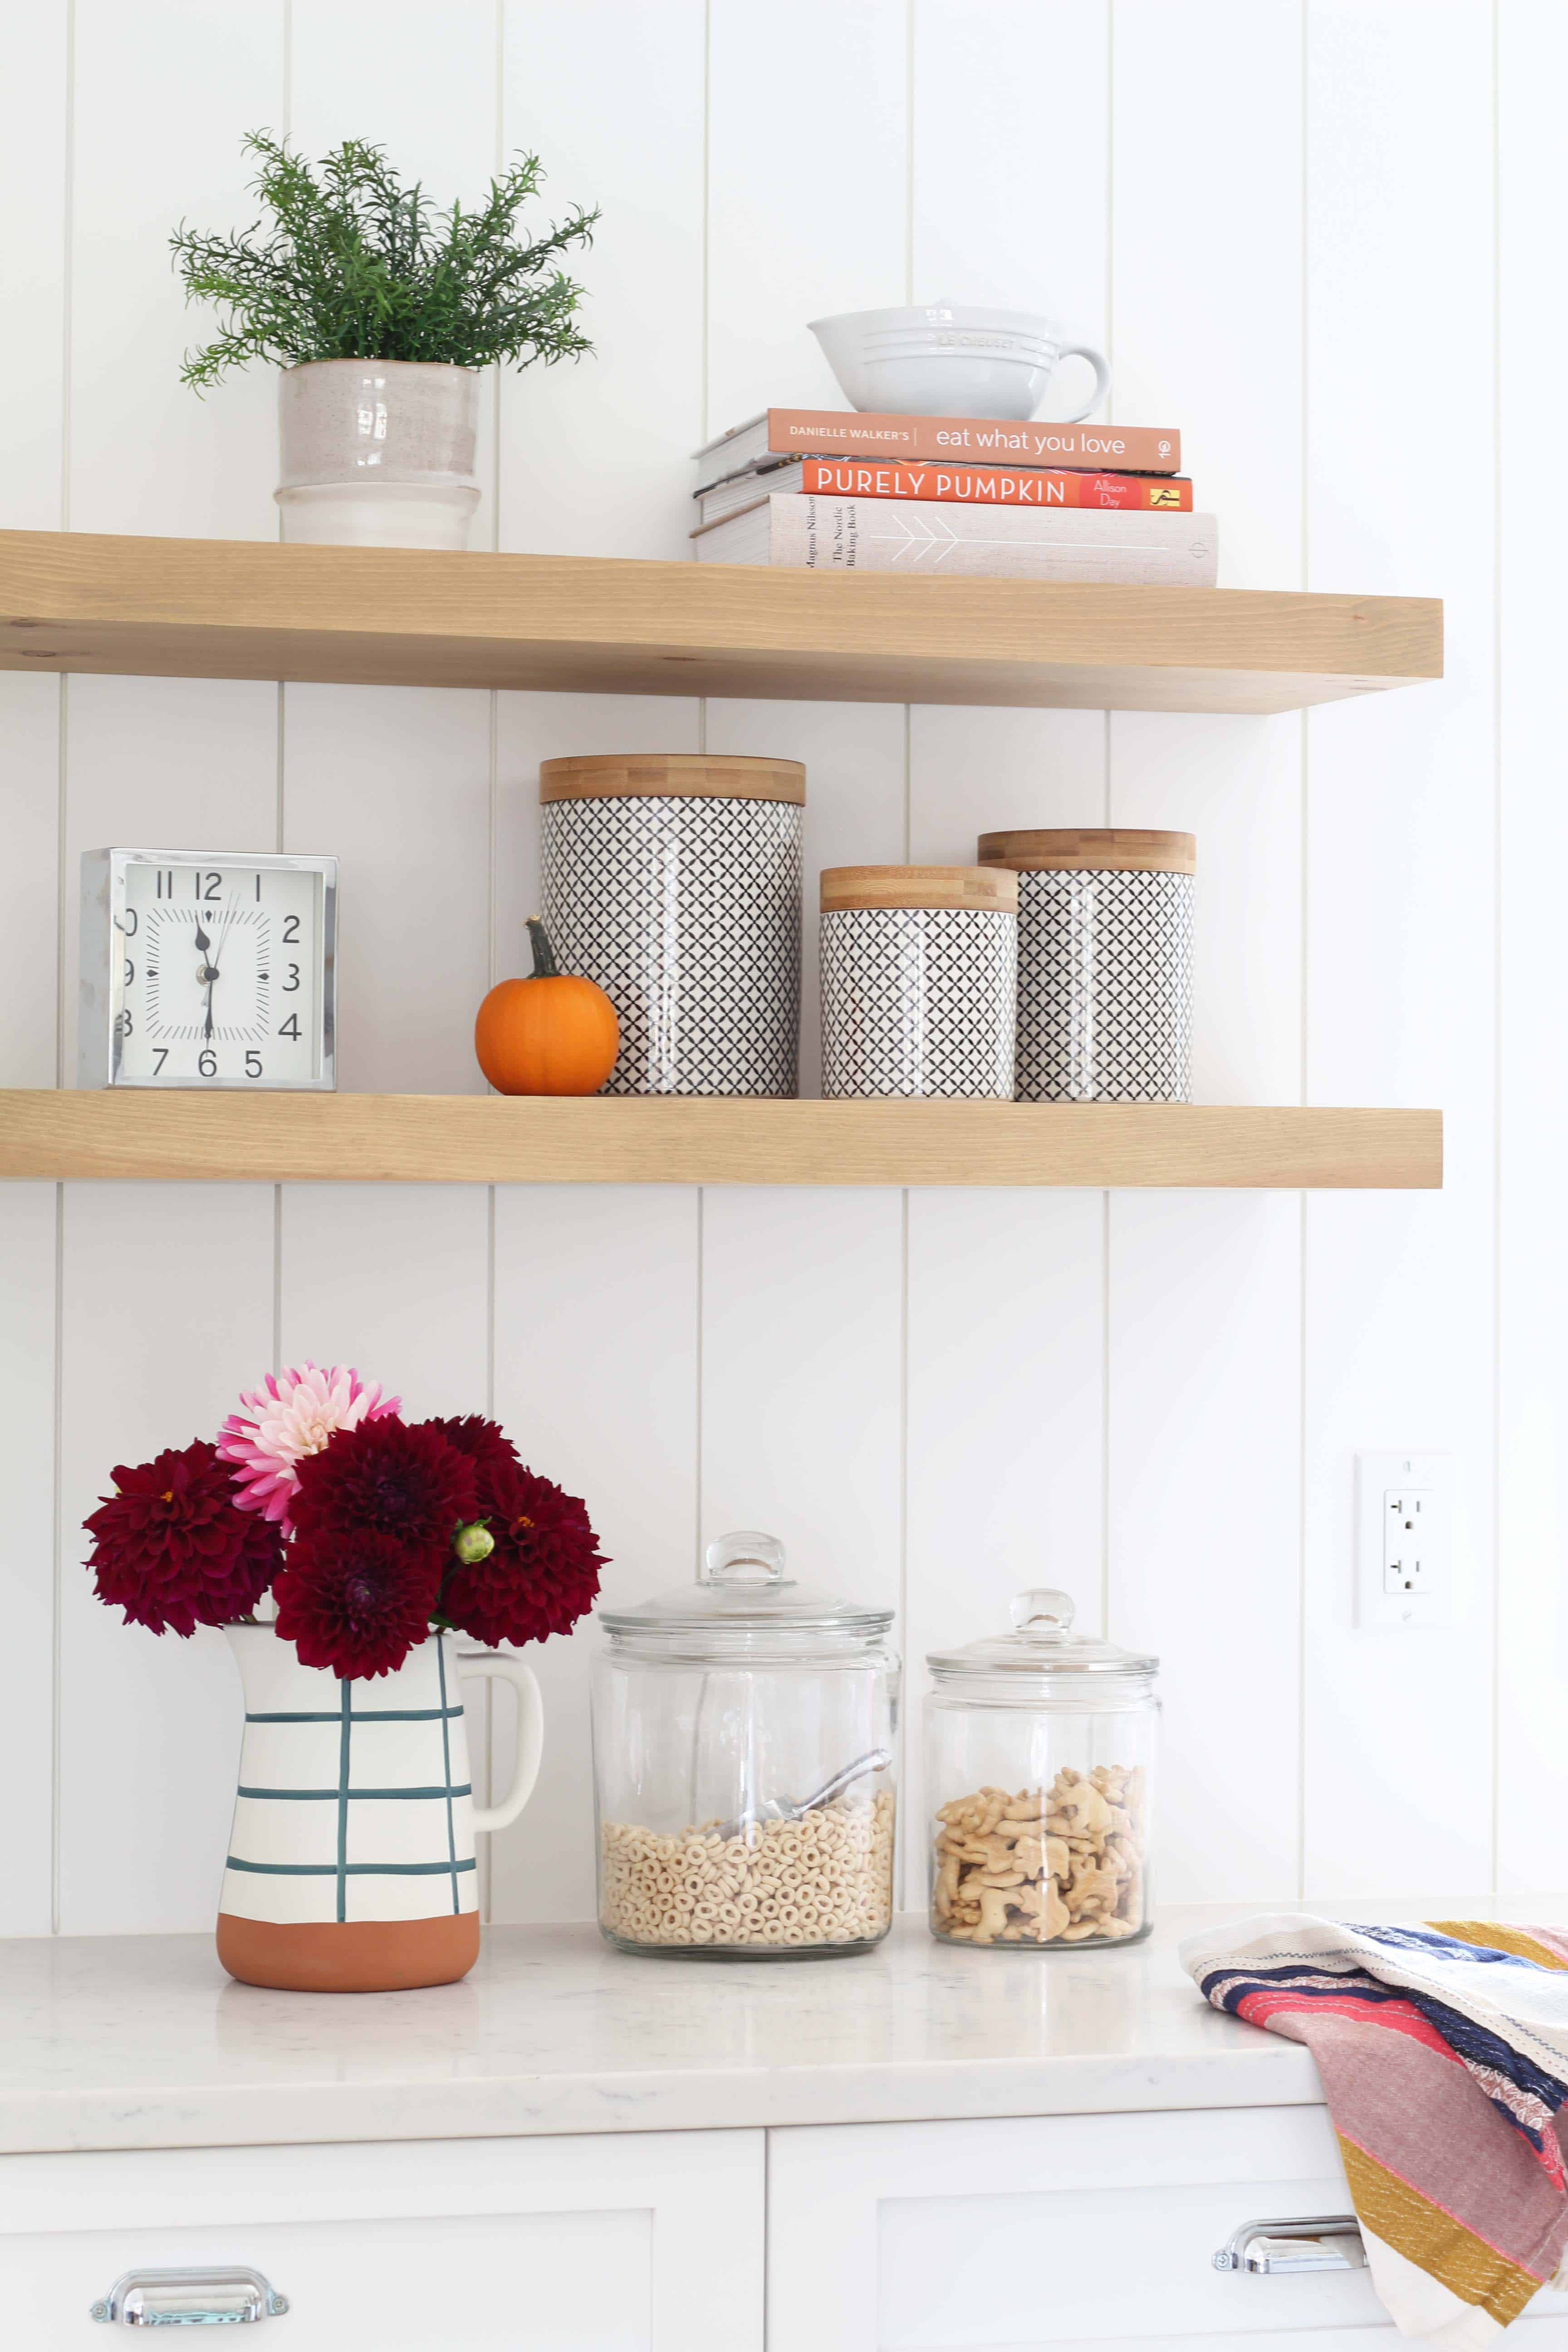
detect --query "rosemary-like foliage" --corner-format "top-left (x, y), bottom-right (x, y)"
top-left (171, 132), bottom-right (599, 389)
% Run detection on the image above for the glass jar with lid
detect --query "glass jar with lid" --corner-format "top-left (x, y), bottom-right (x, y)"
top-left (592, 1531), bottom-right (898, 1959)
top-left (924, 1588), bottom-right (1157, 1950)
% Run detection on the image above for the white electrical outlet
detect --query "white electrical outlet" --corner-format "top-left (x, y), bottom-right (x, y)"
top-left (1356, 1452), bottom-right (1453, 1629)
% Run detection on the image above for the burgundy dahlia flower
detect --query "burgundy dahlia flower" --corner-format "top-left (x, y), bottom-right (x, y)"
top-left (423, 1413), bottom-right (520, 1483)
top-left (83, 1438), bottom-right (282, 1637)
top-left (441, 1460), bottom-right (605, 1649)
top-left (274, 1525), bottom-right (443, 1679)
top-left (289, 1415), bottom-right (477, 1554)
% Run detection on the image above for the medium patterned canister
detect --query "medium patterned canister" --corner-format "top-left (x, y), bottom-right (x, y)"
top-left (540, 754), bottom-right (804, 1097)
top-left (977, 829), bottom-right (1195, 1102)
top-left (820, 866), bottom-right (1017, 1098)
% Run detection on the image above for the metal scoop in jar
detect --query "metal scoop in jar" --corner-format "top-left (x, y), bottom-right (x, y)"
top-left (717, 1747), bottom-right (892, 1844)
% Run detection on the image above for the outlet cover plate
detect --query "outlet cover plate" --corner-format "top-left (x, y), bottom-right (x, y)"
top-left (1356, 1450), bottom-right (1452, 1630)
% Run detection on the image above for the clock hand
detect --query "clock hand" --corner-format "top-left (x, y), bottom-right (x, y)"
top-left (191, 914), bottom-right (220, 1039)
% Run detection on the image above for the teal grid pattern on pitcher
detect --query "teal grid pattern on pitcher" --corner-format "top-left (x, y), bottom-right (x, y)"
top-left (222, 1632), bottom-right (481, 1927)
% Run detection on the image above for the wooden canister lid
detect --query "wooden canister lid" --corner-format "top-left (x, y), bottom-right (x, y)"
top-left (540, 754), bottom-right (806, 805)
top-left (821, 865), bottom-right (1019, 913)
top-left (977, 828), bottom-right (1196, 874)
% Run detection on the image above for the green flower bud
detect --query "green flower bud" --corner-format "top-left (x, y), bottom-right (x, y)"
top-left (453, 1520), bottom-right (495, 1566)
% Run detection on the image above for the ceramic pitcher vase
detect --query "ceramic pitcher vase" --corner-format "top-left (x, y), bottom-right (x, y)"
top-left (218, 1624), bottom-right (542, 1994)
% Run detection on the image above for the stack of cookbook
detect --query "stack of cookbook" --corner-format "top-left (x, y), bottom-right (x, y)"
top-left (690, 407), bottom-right (1215, 584)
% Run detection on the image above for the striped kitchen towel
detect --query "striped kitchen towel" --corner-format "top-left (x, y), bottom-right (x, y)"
top-left (1181, 1916), bottom-right (1568, 2347)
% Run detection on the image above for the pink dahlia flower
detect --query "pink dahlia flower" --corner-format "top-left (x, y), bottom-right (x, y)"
top-left (218, 1363), bottom-right (399, 1530)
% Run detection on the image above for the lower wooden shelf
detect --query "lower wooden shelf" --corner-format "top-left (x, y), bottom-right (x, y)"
top-left (0, 1092), bottom-right (1441, 1190)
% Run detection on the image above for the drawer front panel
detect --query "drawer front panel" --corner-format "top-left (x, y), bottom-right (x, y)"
top-left (769, 2106), bottom-right (1568, 2349)
top-left (13, 2207), bottom-right (650, 2349)
top-left (2, 2130), bottom-right (764, 2352)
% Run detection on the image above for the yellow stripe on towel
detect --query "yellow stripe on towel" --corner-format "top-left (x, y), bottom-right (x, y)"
top-left (1337, 2134), bottom-right (1543, 2330)
top-left (1427, 1920), bottom-right (1568, 1971)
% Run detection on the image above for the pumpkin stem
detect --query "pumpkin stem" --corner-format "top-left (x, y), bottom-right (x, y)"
top-left (526, 917), bottom-right (561, 979)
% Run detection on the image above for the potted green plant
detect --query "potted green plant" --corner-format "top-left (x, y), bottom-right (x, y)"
top-left (172, 132), bottom-right (598, 550)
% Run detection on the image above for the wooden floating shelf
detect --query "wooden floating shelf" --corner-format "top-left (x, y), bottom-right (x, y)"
top-left (0, 530), bottom-right (1442, 715)
top-left (0, 1093), bottom-right (1442, 1191)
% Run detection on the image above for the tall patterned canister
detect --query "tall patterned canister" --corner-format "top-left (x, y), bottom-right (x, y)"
top-left (978, 830), bottom-right (1195, 1102)
top-left (820, 866), bottom-right (1017, 1098)
top-left (539, 754), bottom-right (804, 1096)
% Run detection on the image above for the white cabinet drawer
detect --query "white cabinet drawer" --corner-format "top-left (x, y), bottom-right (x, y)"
top-left (2, 2130), bottom-right (763, 2350)
top-left (768, 2107), bottom-right (1568, 2348)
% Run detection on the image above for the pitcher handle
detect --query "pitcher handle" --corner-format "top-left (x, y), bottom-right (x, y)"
top-left (1055, 341), bottom-right (1112, 424)
top-left (456, 1650), bottom-right (544, 1834)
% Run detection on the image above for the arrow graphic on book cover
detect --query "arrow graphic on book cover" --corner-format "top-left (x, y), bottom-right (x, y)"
top-left (862, 511), bottom-right (1205, 569)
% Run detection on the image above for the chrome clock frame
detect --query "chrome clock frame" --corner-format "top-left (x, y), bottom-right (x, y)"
top-left (78, 847), bottom-right (338, 1091)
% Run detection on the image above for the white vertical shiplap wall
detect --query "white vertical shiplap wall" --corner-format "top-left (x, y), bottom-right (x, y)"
top-left (1107, 0), bottom-right (1307, 1904)
top-left (0, 0), bottom-right (1544, 1939)
top-left (1496, 0), bottom-right (1568, 1898)
top-left (902, 0), bottom-right (1111, 1907)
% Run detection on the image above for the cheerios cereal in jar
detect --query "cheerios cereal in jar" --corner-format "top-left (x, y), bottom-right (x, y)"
top-left (592, 1532), bottom-right (898, 1959)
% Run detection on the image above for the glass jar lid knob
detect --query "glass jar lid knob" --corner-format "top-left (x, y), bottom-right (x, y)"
top-left (1010, 1588), bottom-right (1074, 1635)
top-left (702, 1529), bottom-right (787, 1587)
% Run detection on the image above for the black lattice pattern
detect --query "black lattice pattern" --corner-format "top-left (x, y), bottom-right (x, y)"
top-left (1014, 868), bottom-right (1192, 1102)
top-left (820, 908), bottom-right (1016, 1098)
top-left (542, 796), bottom-right (801, 1097)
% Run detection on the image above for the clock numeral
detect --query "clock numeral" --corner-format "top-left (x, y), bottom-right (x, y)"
top-left (282, 915), bottom-right (301, 944)
top-left (282, 962), bottom-right (300, 992)
top-left (197, 872), bottom-right (222, 902)
top-left (154, 870), bottom-right (174, 898)
top-left (123, 957), bottom-right (134, 986)
top-left (153, 1048), bottom-right (168, 1075)
top-left (255, 873), bottom-right (262, 902)
top-left (245, 1050), bottom-right (264, 1078)
top-left (121, 907), bottom-right (138, 938)
top-left (278, 1013), bottom-right (301, 1042)
top-left (198, 1048), bottom-right (217, 1078)
top-left (116, 1008), bottom-right (133, 1037)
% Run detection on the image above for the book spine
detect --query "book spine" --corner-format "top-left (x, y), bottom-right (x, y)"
top-left (798, 461), bottom-right (1193, 510)
top-left (769, 498), bottom-right (1218, 586)
top-left (765, 408), bottom-right (1181, 473)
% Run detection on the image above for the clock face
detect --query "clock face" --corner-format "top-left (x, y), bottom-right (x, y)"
top-left (106, 856), bottom-right (334, 1088)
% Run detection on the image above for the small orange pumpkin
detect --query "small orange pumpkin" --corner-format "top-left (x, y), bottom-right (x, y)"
top-left (474, 919), bottom-right (620, 1097)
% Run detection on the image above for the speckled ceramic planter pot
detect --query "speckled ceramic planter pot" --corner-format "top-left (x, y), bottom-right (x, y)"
top-left (218, 1624), bottom-right (542, 1992)
top-left (275, 359), bottom-right (481, 549)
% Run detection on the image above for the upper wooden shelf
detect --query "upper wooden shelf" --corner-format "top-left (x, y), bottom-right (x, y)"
top-left (0, 1092), bottom-right (1441, 1191)
top-left (0, 531), bottom-right (1442, 715)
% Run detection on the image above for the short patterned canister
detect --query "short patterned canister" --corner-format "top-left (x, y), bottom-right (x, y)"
top-left (820, 866), bottom-right (1018, 1098)
top-left (977, 829), bottom-right (1195, 1102)
top-left (218, 1625), bottom-right (542, 1992)
top-left (539, 754), bottom-right (804, 1097)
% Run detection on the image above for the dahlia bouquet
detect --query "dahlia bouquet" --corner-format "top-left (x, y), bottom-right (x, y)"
top-left (82, 1363), bottom-right (605, 1678)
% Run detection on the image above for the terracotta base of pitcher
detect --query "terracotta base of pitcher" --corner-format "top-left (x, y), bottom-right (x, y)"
top-left (217, 1910), bottom-right (481, 1993)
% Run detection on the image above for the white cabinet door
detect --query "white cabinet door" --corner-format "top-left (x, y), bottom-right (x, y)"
top-left (3, 2129), bottom-right (764, 2350)
top-left (767, 2107), bottom-right (1568, 2349)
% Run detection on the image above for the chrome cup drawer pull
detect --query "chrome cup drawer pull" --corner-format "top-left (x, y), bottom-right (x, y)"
top-left (1214, 2215), bottom-right (1366, 2275)
top-left (89, 2267), bottom-right (289, 2325)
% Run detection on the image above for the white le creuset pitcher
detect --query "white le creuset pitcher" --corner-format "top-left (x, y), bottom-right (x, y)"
top-left (217, 1623), bottom-right (542, 1992)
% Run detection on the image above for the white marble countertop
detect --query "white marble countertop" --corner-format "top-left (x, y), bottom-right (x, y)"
top-left (0, 1898), bottom-right (1548, 2156)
